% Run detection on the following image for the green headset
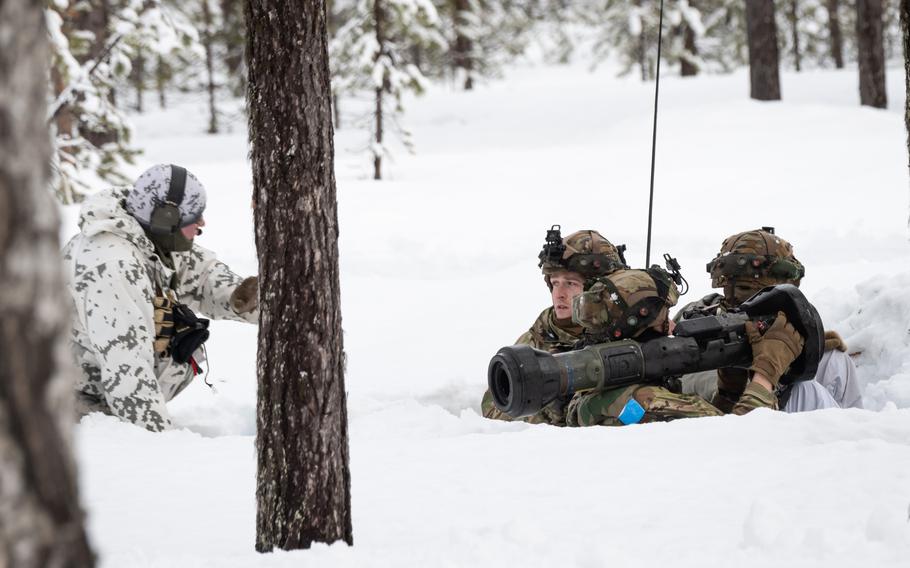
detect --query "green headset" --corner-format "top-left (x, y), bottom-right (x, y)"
top-left (148, 165), bottom-right (188, 236)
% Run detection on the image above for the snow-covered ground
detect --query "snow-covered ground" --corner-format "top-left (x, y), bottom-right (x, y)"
top-left (64, 60), bottom-right (910, 566)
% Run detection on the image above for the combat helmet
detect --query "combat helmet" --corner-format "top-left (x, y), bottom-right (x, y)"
top-left (538, 225), bottom-right (627, 287)
top-left (706, 227), bottom-right (804, 306)
top-left (572, 267), bottom-right (680, 340)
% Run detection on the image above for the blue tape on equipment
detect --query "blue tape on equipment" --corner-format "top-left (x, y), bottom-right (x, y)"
top-left (618, 398), bottom-right (645, 425)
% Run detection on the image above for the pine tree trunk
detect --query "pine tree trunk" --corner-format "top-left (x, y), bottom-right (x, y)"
top-left (77, 0), bottom-right (118, 147)
top-left (202, 0), bottom-right (219, 133)
top-left (453, 0), bottom-right (474, 90)
top-left (636, 0), bottom-right (649, 81)
top-left (745, 0), bottom-right (782, 100)
top-left (156, 56), bottom-right (168, 110)
top-left (374, 0), bottom-right (386, 180)
top-left (221, 0), bottom-right (246, 90)
top-left (0, 2), bottom-right (95, 566)
top-left (246, 0), bottom-right (353, 551)
top-left (680, 24), bottom-right (698, 77)
top-left (856, 0), bottom-right (888, 108)
top-left (900, 0), bottom-right (910, 228)
top-left (134, 49), bottom-right (145, 113)
top-left (789, 0), bottom-right (802, 71)
top-left (827, 0), bottom-right (845, 68)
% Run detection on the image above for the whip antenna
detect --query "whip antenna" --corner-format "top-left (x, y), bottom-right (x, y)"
top-left (645, 0), bottom-right (666, 267)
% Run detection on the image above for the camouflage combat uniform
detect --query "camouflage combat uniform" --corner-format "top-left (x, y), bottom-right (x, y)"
top-left (62, 187), bottom-right (257, 431)
top-left (564, 270), bottom-right (777, 426)
top-left (481, 307), bottom-right (582, 425)
top-left (676, 293), bottom-right (859, 410)
top-left (680, 228), bottom-right (861, 411)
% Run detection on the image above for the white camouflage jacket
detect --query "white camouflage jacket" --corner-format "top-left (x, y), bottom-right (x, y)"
top-left (62, 187), bottom-right (257, 431)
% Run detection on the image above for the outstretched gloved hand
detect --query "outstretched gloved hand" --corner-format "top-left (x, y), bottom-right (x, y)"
top-left (230, 276), bottom-right (259, 314)
top-left (745, 311), bottom-right (804, 388)
top-left (824, 330), bottom-right (847, 352)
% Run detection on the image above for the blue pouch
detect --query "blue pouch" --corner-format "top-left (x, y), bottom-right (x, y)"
top-left (618, 398), bottom-right (645, 425)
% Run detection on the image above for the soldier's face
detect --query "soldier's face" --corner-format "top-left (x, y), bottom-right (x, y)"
top-left (550, 270), bottom-right (585, 320)
top-left (180, 215), bottom-right (206, 240)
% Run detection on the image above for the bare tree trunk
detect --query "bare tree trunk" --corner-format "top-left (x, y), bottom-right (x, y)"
top-left (857, 0), bottom-right (888, 108)
top-left (745, 0), bottom-right (782, 100)
top-left (220, 0), bottom-right (246, 96)
top-left (636, 0), bottom-right (649, 81)
top-left (156, 55), bottom-right (168, 110)
top-left (900, 0), bottom-right (910, 229)
top-left (0, 2), bottom-right (95, 566)
top-left (202, 0), bottom-right (219, 133)
top-left (374, 0), bottom-right (386, 180)
top-left (72, 0), bottom-right (117, 147)
top-left (134, 49), bottom-right (145, 112)
top-left (680, 23), bottom-right (699, 77)
top-left (332, 92), bottom-right (341, 129)
top-left (453, 0), bottom-right (474, 90)
top-left (789, 0), bottom-right (802, 71)
top-left (246, 0), bottom-right (353, 551)
top-left (827, 0), bottom-right (845, 68)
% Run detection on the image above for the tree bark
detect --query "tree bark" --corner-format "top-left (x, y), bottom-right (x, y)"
top-left (202, 0), bottom-right (219, 134)
top-left (680, 23), bottom-right (698, 77)
top-left (0, 2), bottom-right (95, 567)
top-left (901, 0), bottom-right (910, 228)
top-left (156, 55), bottom-right (168, 110)
top-left (788, 0), bottom-right (802, 72)
top-left (827, 0), bottom-right (845, 68)
top-left (374, 0), bottom-right (386, 180)
top-left (134, 49), bottom-right (145, 113)
top-left (856, 0), bottom-right (888, 108)
top-left (453, 0), bottom-right (474, 90)
top-left (745, 0), bottom-right (782, 100)
top-left (246, 0), bottom-right (353, 551)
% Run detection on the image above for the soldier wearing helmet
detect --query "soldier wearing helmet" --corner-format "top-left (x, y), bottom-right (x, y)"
top-left (481, 227), bottom-right (806, 426)
top-left (677, 227), bottom-right (862, 411)
top-left (480, 227), bottom-right (627, 425)
top-left (564, 267), bottom-right (804, 426)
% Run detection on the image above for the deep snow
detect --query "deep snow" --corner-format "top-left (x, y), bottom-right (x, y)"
top-left (63, 59), bottom-right (910, 566)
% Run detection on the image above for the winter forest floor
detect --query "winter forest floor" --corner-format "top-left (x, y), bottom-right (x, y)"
top-left (63, 59), bottom-right (910, 566)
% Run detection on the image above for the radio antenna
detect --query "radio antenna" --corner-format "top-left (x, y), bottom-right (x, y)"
top-left (645, 0), bottom-right (666, 268)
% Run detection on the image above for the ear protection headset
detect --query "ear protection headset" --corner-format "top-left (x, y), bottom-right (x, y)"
top-left (148, 165), bottom-right (188, 236)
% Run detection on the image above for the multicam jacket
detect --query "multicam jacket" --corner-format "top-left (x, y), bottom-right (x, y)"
top-left (481, 307), bottom-right (583, 425)
top-left (675, 292), bottom-right (861, 410)
top-left (62, 188), bottom-right (257, 431)
top-left (482, 306), bottom-right (777, 427)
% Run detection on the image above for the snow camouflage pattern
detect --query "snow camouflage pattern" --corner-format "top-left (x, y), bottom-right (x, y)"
top-left (126, 164), bottom-right (207, 228)
top-left (63, 187), bottom-right (257, 431)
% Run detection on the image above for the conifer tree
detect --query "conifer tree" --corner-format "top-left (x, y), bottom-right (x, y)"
top-left (745, 0), bottom-right (782, 100)
top-left (856, 0), bottom-right (887, 107)
top-left (330, 0), bottom-right (444, 179)
top-left (246, 0), bottom-right (354, 550)
top-left (0, 2), bottom-right (95, 565)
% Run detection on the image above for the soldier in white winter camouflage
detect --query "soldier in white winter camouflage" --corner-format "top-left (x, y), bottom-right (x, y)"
top-left (63, 164), bottom-right (259, 431)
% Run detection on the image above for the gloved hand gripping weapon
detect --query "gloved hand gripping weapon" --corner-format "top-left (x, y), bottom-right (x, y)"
top-left (488, 284), bottom-right (824, 418)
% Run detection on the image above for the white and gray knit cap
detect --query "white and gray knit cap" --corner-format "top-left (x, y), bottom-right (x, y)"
top-left (126, 164), bottom-right (207, 228)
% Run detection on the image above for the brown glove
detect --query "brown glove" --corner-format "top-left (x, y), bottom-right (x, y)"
top-left (824, 330), bottom-right (847, 352)
top-left (745, 311), bottom-right (804, 388)
top-left (230, 276), bottom-right (259, 314)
